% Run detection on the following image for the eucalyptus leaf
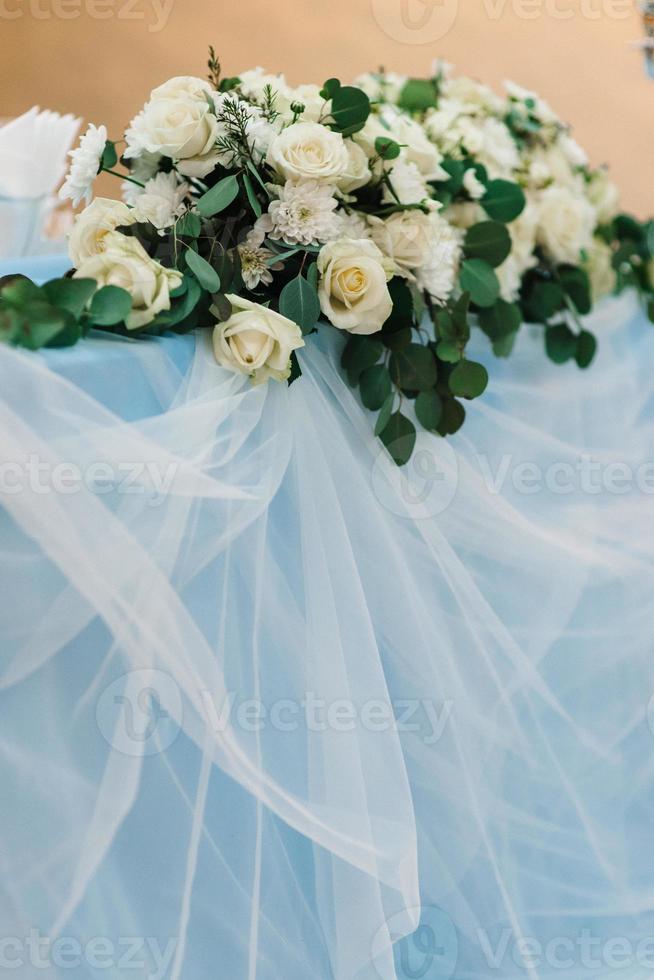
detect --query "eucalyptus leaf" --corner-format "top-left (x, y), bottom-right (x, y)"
top-left (575, 329), bottom-right (597, 368)
top-left (330, 86), bottom-right (370, 136)
top-left (359, 363), bottom-right (392, 410)
top-left (279, 275), bottom-right (320, 334)
top-left (481, 179), bottom-right (526, 222)
top-left (464, 221), bottom-right (512, 268)
top-left (196, 174), bottom-right (240, 218)
top-left (379, 412), bottom-right (416, 466)
top-left (374, 392), bottom-right (395, 437)
top-left (448, 359), bottom-right (489, 399)
top-left (89, 285), bottom-right (133, 326)
top-left (459, 259), bottom-right (500, 308)
top-left (342, 336), bottom-right (383, 385)
top-left (389, 344), bottom-right (438, 391)
top-left (415, 390), bottom-right (443, 431)
top-left (545, 323), bottom-right (577, 364)
top-left (437, 398), bottom-right (466, 437)
top-left (398, 78), bottom-right (438, 112)
top-left (42, 278), bottom-right (96, 319)
top-left (242, 171), bottom-right (262, 218)
top-left (185, 249), bottom-right (221, 292)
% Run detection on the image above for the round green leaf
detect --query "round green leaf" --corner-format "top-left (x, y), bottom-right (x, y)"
top-left (437, 398), bottom-right (466, 437)
top-left (42, 278), bottom-right (96, 319)
top-left (374, 392), bottom-right (395, 437)
top-left (559, 265), bottom-right (592, 316)
top-left (545, 323), bottom-right (577, 364)
top-left (342, 335), bottom-right (383, 385)
top-left (575, 329), bottom-right (597, 369)
top-left (279, 275), bottom-right (320, 334)
top-left (448, 359), bottom-right (489, 399)
top-left (459, 259), bottom-right (500, 309)
top-left (375, 136), bottom-right (401, 160)
top-left (398, 78), bottom-right (438, 112)
top-left (89, 285), bottom-right (133, 326)
top-left (481, 179), bottom-right (526, 222)
top-left (379, 412), bottom-right (416, 467)
top-left (359, 364), bottom-right (392, 410)
top-left (464, 221), bottom-right (512, 268)
top-left (185, 249), bottom-right (221, 293)
top-left (415, 390), bottom-right (443, 431)
top-left (330, 86), bottom-right (370, 136)
top-left (389, 343), bottom-right (438, 391)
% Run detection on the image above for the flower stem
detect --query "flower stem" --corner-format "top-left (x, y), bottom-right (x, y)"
top-left (102, 168), bottom-right (145, 188)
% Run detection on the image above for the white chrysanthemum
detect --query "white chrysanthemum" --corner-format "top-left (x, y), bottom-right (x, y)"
top-left (415, 215), bottom-right (462, 303)
top-left (383, 160), bottom-right (430, 207)
top-left (121, 151), bottom-right (162, 205)
top-left (131, 172), bottom-right (189, 230)
top-left (463, 168), bottom-right (485, 200)
top-left (59, 123), bottom-right (107, 207)
top-left (336, 211), bottom-right (371, 240)
top-left (237, 228), bottom-right (281, 291)
top-left (258, 180), bottom-right (340, 246)
top-left (504, 80), bottom-right (559, 125)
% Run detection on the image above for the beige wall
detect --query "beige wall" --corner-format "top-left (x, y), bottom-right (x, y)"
top-left (0, 0), bottom-right (651, 214)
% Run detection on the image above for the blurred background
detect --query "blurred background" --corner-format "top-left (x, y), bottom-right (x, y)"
top-left (0, 0), bottom-right (651, 214)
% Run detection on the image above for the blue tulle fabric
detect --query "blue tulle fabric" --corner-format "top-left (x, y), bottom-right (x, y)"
top-left (1, 257), bottom-right (653, 980)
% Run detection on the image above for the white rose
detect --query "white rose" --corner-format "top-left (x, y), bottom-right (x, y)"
top-left (337, 140), bottom-right (371, 194)
top-left (68, 198), bottom-right (135, 267)
top-left (382, 111), bottom-right (448, 181)
top-left (213, 295), bottom-right (304, 384)
top-left (126, 96), bottom-right (219, 163)
top-left (317, 238), bottom-right (393, 335)
top-left (288, 84), bottom-right (325, 123)
top-left (536, 185), bottom-right (596, 265)
top-left (383, 159), bottom-right (431, 207)
top-left (445, 202), bottom-right (485, 230)
top-left (150, 76), bottom-right (215, 103)
top-left (73, 231), bottom-right (182, 330)
top-left (266, 122), bottom-right (350, 184)
top-left (368, 211), bottom-right (432, 279)
top-left (584, 238), bottom-right (616, 302)
top-left (131, 172), bottom-right (189, 230)
top-left (587, 169), bottom-right (620, 226)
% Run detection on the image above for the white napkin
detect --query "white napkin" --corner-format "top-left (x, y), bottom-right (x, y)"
top-left (0, 107), bottom-right (81, 200)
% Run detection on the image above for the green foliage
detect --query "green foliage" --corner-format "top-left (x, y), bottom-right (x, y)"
top-left (341, 335), bottom-right (383, 386)
top-left (185, 248), bottom-right (221, 292)
top-left (398, 78), bottom-right (438, 112)
top-left (196, 174), bottom-right (240, 218)
top-left (379, 412), bottom-right (416, 466)
top-left (464, 222), bottom-right (512, 268)
top-left (389, 344), bottom-right (438, 392)
top-left (415, 390), bottom-right (443, 431)
top-left (360, 364), bottom-right (392, 410)
top-left (374, 136), bottom-right (402, 161)
top-left (481, 180), bottom-right (526, 222)
top-left (545, 322), bottom-right (577, 364)
top-left (89, 285), bottom-right (133, 326)
top-left (448, 359), bottom-right (489, 399)
top-left (459, 259), bottom-right (500, 308)
top-left (279, 275), bottom-right (320, 334)
top-left (329, 85), bottom-right (370, 136)
top-left (101, 140), bottom-right (118, 171)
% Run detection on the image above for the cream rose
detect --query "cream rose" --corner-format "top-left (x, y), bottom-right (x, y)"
top-left (73, 232), bottom-right (182, 330)
top-left (587, 170), bottom-right (621, 226)
top-left (149, 75), bottom-right (215, 103)
top-left (368, 211), bottom-right (432, 279)
top-left (535, 185), bottom-right (596, 265)
top-left (68, 198), bottom-right (135, 268)
top-left (266, 122), bottom-right (350, 184)
top-left (317, 238), bottom-right (393, 335)
top-left (126, 97), bottom-right (219, 164)
top-left (213, 295), bottom-right (305, 384)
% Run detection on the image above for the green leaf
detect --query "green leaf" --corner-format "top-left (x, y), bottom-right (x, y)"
top-left (559, 265), bottom-right (592, 316)
top-left (648, 299), bottom-right (654, 324)
top-left (279, 275), bottom-right (320, 334)
top-left (398, 78), bottom-right (438, 112)
top-left (330, 86), bottom-right (370, 136)
top-left (523, 279), bottom-right (565, 322)
top-left (342, 336), bottom-right (383, 385)
top-left (20, 301), bottom-right (66, 350)
top-left (464, 221), bottom-right (512, 268)
top-left (575, 329), bottom-right (597, 368)
top-left (89, 285), bottom-right (133, 326)
top-left (459, 259), bottom-right (500, 308)
top-left (320, 77), bottom-right (341, 100)
top-left (448, 359), bottom-right (489, 399)
top-left (375, 136), bottom-right (401, 160)
top-left (45, 313), bottom-right (82, 348)
top-left (481, 180), bottom-right (526, 222)
top-left (176, 212), bottom-right (202, 238)
top-left (152, 276), bottom-right (202, 328)
top-left (1, 277), bottom-right (42, 305)
top-left (492, 332), bottom-right (518, 357)
top-left (383, 277), bottom-right (414, 334)
top-left (196, 174), bottom-right (240, 218)
top-left (434, 158), bottom-right (466, 196)
top-left (242, 171), bottom-right (262, 218)
top-left (477, 299), bottom-right (522, 342)
top-left (545, 323), bottom-right (577, 364)
top-left (0, 305), bottom-right (22, 344)
top-left (185, 248), bottom-right (221, 292)
top-left (415, 390), bottom-right (443, 431)
top-left (389, 344), bottom-right (438, 392)
top-left (42, 278), bottom-right (96, 319)
top-left (379, 412), bottom-right (416, 467)
top-left (359, 364), bottom-right (392, 410)
top-left (101, 140), bottom-right (118, 170)
top-left (374, 392), bottom-right (395, 437)
top-left (436, 340), bottom-right (462, 363)
top-left (437, 398), bottom-right (466, 436)
top-left (383, 328), bottom-right (412, 351)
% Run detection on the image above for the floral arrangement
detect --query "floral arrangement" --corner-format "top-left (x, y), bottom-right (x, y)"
top-left (1, 52), bottom-right (653, 464)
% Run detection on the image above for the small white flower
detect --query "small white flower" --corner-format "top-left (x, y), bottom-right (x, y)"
top-left (257, 180), bottom-right (340, 246)
top-left (121, 151), bottom-right (162, 205)
top-left (131, 172), bottom-right (189, 230)
top-left (238, 228), bottom-right (281, 290)
top-left (383, 160), bottom-right (430, 207)
top-left (463, 168), bottom-right (486, 201)
top-left (415, 214), bottom-right (462, 304)
top-left (59, 123), bottom-right (107, 207)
